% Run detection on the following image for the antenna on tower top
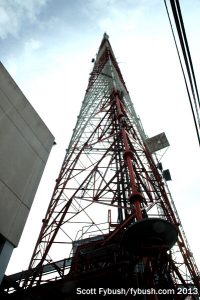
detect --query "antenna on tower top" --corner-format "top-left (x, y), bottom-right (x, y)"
top-left (103, 32), bottom-right (109, 39)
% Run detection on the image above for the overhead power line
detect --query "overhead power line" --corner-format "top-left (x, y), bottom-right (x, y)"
top-left (164, 0), bottom-right (200, 146)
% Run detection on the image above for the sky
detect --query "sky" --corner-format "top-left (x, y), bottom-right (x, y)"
top-left (0, 0), bottom-right (200, 275)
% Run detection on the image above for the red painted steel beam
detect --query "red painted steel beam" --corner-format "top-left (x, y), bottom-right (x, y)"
top-left (114, 90), bottom-right (143, 221)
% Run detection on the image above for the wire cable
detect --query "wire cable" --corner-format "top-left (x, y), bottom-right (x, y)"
top-left (170, 0), bottom-right (200, 124)
top-left (175, 0), bottom-right (200, 110)
top-left (164, 0), bottom-right (200, 146)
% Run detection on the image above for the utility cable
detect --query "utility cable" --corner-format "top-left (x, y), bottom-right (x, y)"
top-left (175, 0), bottom-right (200, 109)
top-left (164, 0), bottom-right (200, 146)
top-left (170, 0), bottom-right (200, 124)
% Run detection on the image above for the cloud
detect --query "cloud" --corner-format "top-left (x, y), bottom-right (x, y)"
top-left (0, 0), bottom-right (48, 39)
top-left (98, 8), bottom-right (144, 36)
top-left (25, 38), bottom-right (42, 52)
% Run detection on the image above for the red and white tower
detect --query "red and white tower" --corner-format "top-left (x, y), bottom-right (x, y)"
top-left (3, 34), bottom-right (200, 299)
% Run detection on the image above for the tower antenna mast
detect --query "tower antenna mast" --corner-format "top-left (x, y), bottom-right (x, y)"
top-left (3, 33), bottom-right (199, 299)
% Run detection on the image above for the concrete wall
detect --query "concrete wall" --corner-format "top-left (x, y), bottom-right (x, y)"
top-left (0, 62), bottom-right (54, 247)
top-left (0, 236), bottom-right (14, 284)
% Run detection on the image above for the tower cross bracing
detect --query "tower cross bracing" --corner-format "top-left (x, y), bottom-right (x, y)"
top-left (7, 34), bottom-right (199, 298)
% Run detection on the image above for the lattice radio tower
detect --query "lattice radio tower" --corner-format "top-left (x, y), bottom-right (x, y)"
top-left (5, 34), bottom-right (200, 299)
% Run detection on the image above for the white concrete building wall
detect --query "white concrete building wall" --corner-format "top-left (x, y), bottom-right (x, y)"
top-left (0, 62), bottom-right (54, 281)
